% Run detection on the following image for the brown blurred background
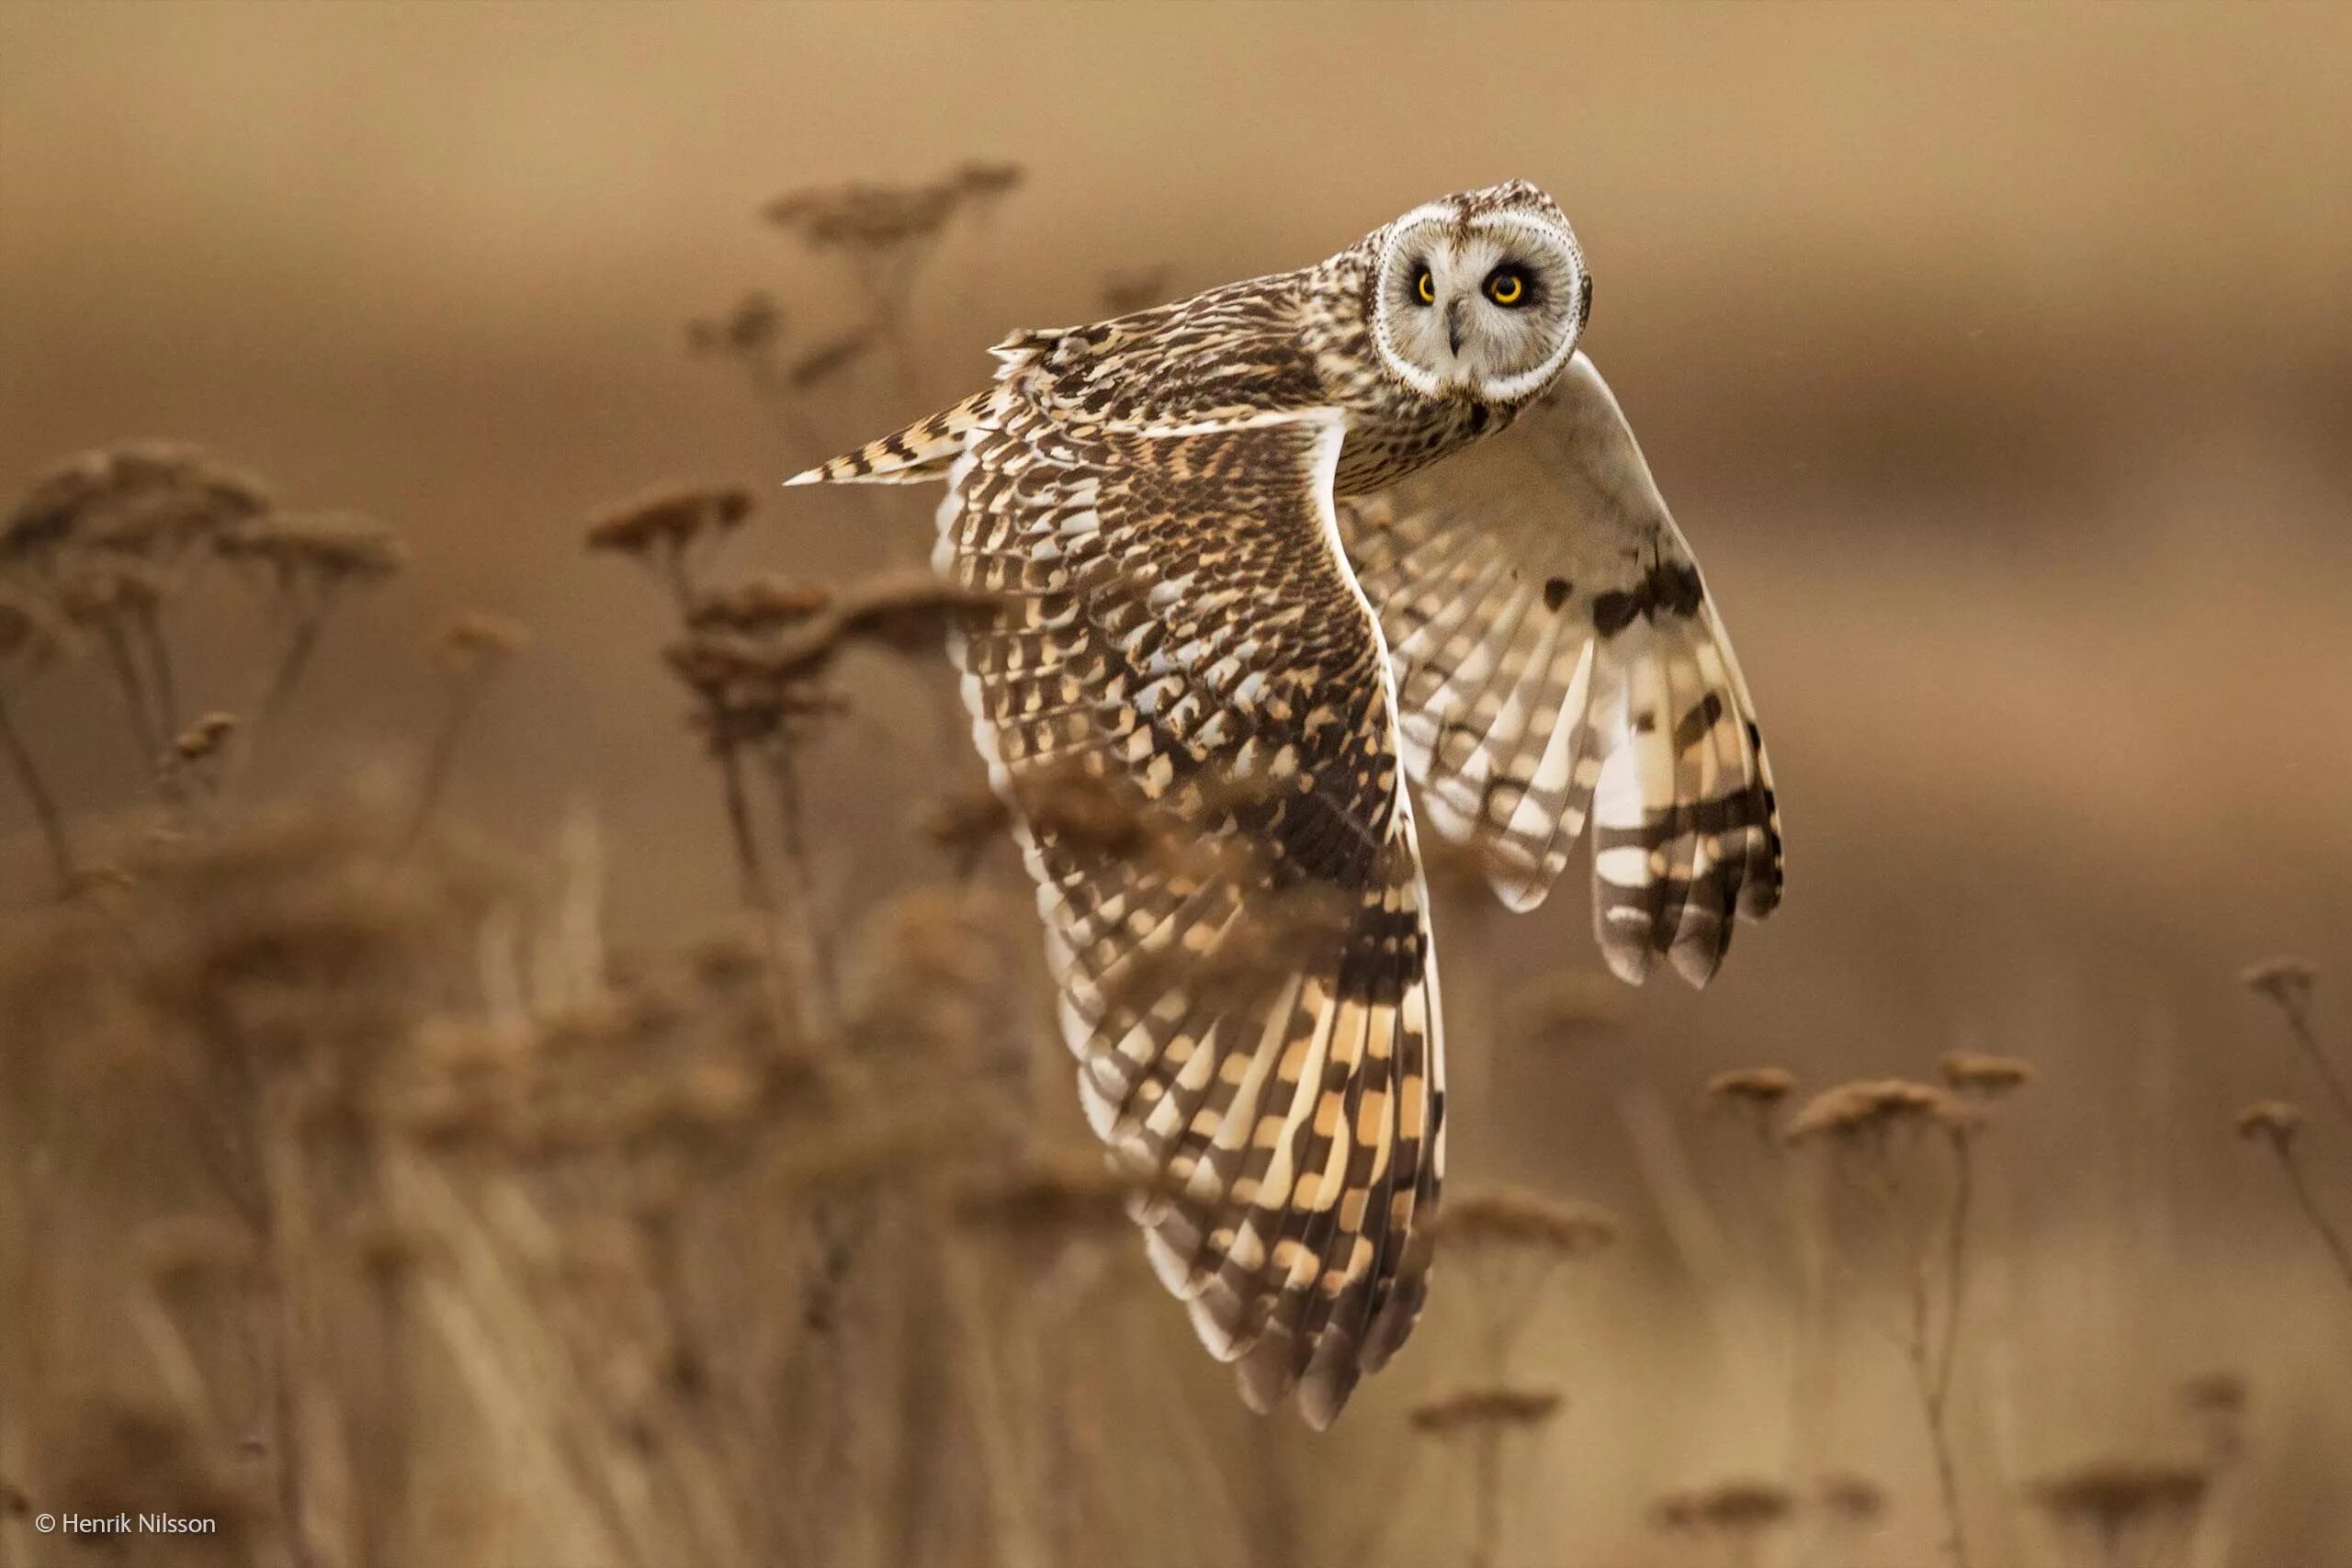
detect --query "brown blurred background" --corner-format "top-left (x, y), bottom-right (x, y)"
top-left (5, 3), bottom-right (2352, 1560)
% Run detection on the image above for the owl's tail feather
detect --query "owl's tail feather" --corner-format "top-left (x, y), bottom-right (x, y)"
top-left (785, 392), bottom-right (989, 486)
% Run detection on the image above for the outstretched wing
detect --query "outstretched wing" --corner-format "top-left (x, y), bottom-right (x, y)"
top-left (938, 376), bottom-right (1445, 1427)
top-left (1339, 352), bottom-right (1784, 987)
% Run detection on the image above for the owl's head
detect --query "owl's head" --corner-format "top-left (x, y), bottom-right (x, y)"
top-left (1368, 180), bottom-right (1589, 406)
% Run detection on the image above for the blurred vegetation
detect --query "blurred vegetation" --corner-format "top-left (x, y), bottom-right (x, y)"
top-left (2, 152), bottom-right (2349, 1568)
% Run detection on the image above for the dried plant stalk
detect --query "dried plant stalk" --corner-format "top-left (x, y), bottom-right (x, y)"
top-left (2241, 959), bottom-right (2352, 1127)
top-left (1786, 1078), bottom-right (1996, 1568)
top-left (399, 613), bottom-right (527, 853)
top-left (2236, 1101), bottom-right (2352, 1293)
top-left (0, 689), bottom-right (75, 891)
top-left (1410, 1385), bottom-right (1563, 1568)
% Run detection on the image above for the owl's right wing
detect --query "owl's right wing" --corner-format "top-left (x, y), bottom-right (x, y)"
top-left (1339, 351), bottom-right (1785, 987)
top-left (935, 377), bottom-right (1444, 1427)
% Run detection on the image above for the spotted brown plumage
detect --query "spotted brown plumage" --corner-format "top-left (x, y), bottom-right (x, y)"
top-left (931, 380), bottom-right (1445, 1425)
top-left (787, 181), bottom-right (1783, 1424)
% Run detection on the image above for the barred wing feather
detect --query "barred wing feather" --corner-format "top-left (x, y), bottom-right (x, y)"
top-left (935, 377), bottom-right (1447, 1426)
top-left (1340, 352), bottom-right (1784, 987)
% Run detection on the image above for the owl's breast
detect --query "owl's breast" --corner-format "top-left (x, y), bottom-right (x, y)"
top-left (1331, 396), bottom-right (1502, 498)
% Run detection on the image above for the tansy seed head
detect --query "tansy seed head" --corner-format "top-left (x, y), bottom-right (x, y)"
top-left (2240, 956), bottom-right (2317, 1013)
top-left (687, 291), bottom-right (783, 356)
top-left (173, 713), bottom-right (237, 762)
top-left (1783, 1078), bottom-right (1979, 1146)
top-left (1707, 1066), bottom-right (1798, 1111)
top-left (951, 159), bottom-right (1025, 201)
top-left (1434, 1186), bottom-right (1620, 1259)
top-left (1650, 1491), bottom-right (1702, 1534)
top-left (2234, 1100), bottom-right (2302, 1148)
top-left (2031, 1459), bottom-right (2208, 1533)
top-left (216, 511), bottom-right (405, 587)
top-left (1691, 1478), bottom-right (1796, 1533)
top-left (437, 612), bottom-right (529, 679)
top-left (764, 180), bottom-right (960, 252)
top-left (831, 570), bottom-right (1003, 654)
top-left (1407, 1384), bottom-right (1563, 1436)
top-left (687, 577), bottom-right (835, 635)
top-left (1815, 1472), bottom-right (1887, 1524)
top-left (584, 483), bottom-right (752, 560)
top-left (5, 441), bottom-right (270, 565)
top-left (2179, 1371), bottom-right (2248, 1417)
top-left (1938, 1051), bottom-right (2035, 1099)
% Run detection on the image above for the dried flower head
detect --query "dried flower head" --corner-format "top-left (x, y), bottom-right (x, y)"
top-left (1707, 1066), bottom-right (1799, 1111)
top-left (666, 631), bottom-right (794, 696)
top-left (5, 441), bottom-right (270, 565)
top-left (687, 291), bottom-right (784, 356)
top-left (172, 712), bottom-right (238, 763)
top-left (437, 611), bottom-right (529, 678)
top-left (216, 510), bottom-right (405, 591)
top-left (764, 180), bottom-right (960, 252)
top-left (687, 576), bottom-right (835, 635)
top-left (1939, 1050), bottom-right (2036, 1099)
top-left (663, 631), bottom-right (842, 739)
top-left (1650, 1490), bottom-right (1703, 1535)
top-left (1408, 1384), bottom-right (1563, 1436)
top-left (831, 570), bottom-right (1002, 654)
top-left (2178, 1370), bottom-right (2251, 1465)
top-left (951, 159), bottom-right (1025, 201)
top-left (1435, 1186), bottom-right (1620, 1259)
top-left (2234, 1099), bottom-right (2302, 1148)
top-left (2178, 1371), bottom-right (2248, 1418)
top-left (1815, 1472), bottom-right (1887, 1524)
top-left (1784, 1077), bottom-right (1978, 1146)
top-left (584, 483), bottom-right (753, 562)
top-left (2031, 1459), bottom-right (2208, 1534)
top-left (1690, 1478), bottom-right (1797, 1533)
top-left (2240, 955), bottom-right (2317, 1013)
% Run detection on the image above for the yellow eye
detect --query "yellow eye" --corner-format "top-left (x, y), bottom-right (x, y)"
top-left (1487, 270), bottom-right (1525, 306)
top-left (1415, 267), bottom-right (1436, 305)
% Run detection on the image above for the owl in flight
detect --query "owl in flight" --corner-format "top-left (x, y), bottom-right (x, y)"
top-left (790, 181), bottom-right (1783, 1425)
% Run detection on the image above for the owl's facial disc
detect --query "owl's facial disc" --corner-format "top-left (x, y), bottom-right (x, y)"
top-left (1373, 205), bottom-right (1588, 405)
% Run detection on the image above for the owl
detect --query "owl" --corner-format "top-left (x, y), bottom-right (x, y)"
top-left (789, 180), bottom-right (1783, 1425)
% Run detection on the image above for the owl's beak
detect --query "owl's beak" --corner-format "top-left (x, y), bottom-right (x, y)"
top-left (1445, 299), bottom-right (1466, 356)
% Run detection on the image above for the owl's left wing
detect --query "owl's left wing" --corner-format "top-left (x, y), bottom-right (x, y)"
top-left (1339, 352), bottom-right (1785, 987)
top-left (939, 381), bottom-right (1445, 1426)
